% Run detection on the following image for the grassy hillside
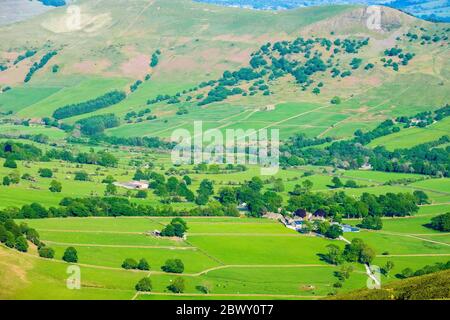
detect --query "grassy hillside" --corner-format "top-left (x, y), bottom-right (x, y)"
top-left (0, 0), bottom-right (447, 143)
top-left (329, 269), bottom-right (450, 300)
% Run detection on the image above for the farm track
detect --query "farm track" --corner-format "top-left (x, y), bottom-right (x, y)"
top-left (41, 240), bottom-right (196, 250)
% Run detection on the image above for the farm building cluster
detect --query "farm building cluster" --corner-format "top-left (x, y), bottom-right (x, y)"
top-left (284, 208), bottom-right (360, 233)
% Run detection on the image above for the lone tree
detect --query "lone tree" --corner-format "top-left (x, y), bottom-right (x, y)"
top-left (63, 247), bottom-right (78, 263)
top-left (168, 277), bottom-right (185, 293)
top-left (135, 277), bottom-right (152, 292)
top-left (162, 259), bottom-right (184, 273)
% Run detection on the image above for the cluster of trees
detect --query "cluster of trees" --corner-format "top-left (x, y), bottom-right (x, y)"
top-left (358, 215), bottom-right (383, 230)
top-left (130, 80), bottom-right (143, 92)
top-left (329, 177), bottom-right (362, 189)
top-left (313, 221), bottom-right (343, 239)
top-left (14, 49), bottom-right (37, 65)
top-left (0, 216), bottom-right (35, 253)
top-left (215, 177), bottom-right (283, 217)
top-left (160, 218), bottom-right (188, 238)
top-left (0, 141), bottom-right (43, 161)
top-left (2, 170), bottom-right (20, 186)
top-left (76, 114), bottom-right (120, 135)
top-left (428, 212), bottom-right (450, 232)
top-left (150, 50), bottom-right (161, 68)
top-left (46, 148), bottom-right (119, 167)
top-left (396, 104), bottom-right (449, 128)
top-left (281, 134), bottom-right (450, 176)
top-left (24, 51), bottom-right (57, 82)
top-left (322, 238), bottom-right (376, 266)
top-left (353, 120), bottom-right (400, 145)
top-left (161, 259), bottom-right (184, 273)
top-left (0, 215), bottom-right (60, 259)
top-left (85, 134), bottom-right (174, 150)
top-left (122, 258), bottom-right (150, 270)
top-left (52, 90), bottom-right (126, 119)
top-left (133, 169), bottom-right (195, 203)
top-left (124, 108), bottom-right (152, 122)
top-left (400, 261), bottom-right (450, 279)
top-left (176, 35), bottom-right (371, 106)
top-left (198, 84), bottom-right (245, 106)
top-left (287, 190), bottom-right (421, 219)
top-left (0, 195), bottom-right (241, 220)
top-left (193, 163), bottom-right (248, 174)
top-left (382, 47), bottom-right (415, 70)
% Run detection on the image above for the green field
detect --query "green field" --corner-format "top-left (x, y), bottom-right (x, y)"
top-left (369, 117), bottom-right (450, 150)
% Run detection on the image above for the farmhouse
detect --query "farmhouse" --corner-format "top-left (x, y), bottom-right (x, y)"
top-left (113, 181), bottom-right (149, 190)
top-left (312, 209), bottom-right (326, 220)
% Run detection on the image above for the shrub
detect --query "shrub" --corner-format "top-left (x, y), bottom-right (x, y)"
top-left (38, 247), bottom-right (55, 259)
top-left (167, 277), bottom-right (185, 293)
top-left (122, 258), bottom-right (138, 270)
top-left (49, 180), bottom-right (62, 193)
top-left (3, 158), bottom-right (17, 169)
top-left (38, 168), bottom-right (53, 178)
top-left (74, 171), bottom-right (89, 181)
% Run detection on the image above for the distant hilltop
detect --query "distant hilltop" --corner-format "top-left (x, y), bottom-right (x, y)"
top-left (195, 0), bottom-right (450, 22)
